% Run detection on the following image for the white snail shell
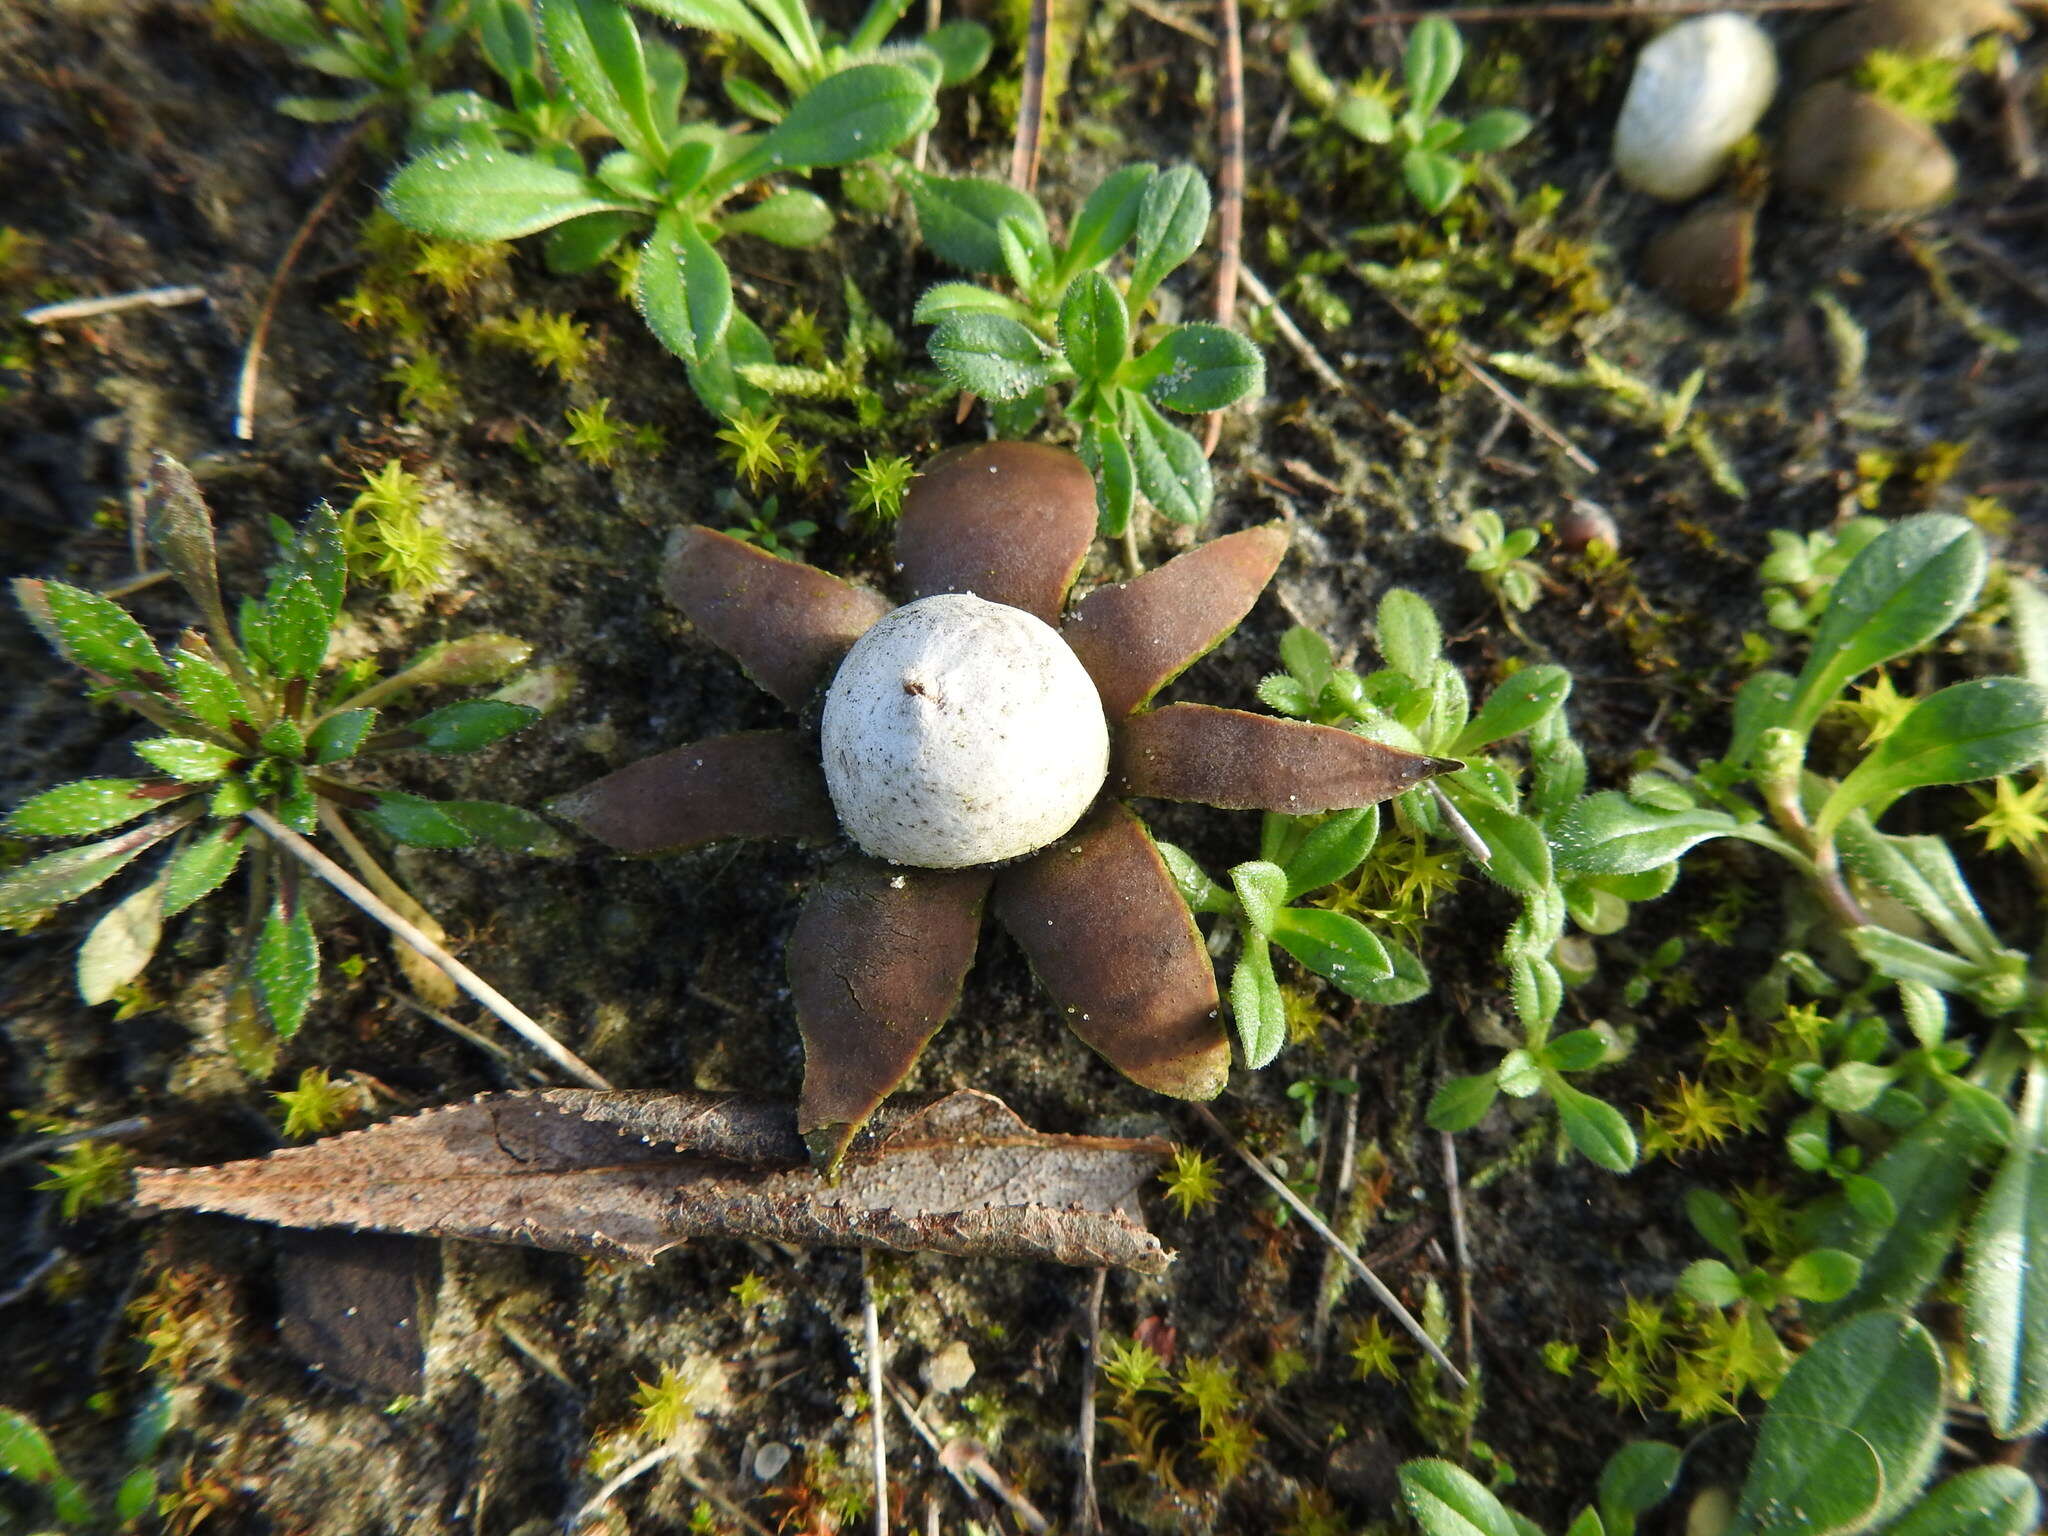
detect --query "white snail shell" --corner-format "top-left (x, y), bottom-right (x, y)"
top-left (820, 593), bottom-right (1109, 869)
top-left (1612, 14), bottom-right (1780, 202)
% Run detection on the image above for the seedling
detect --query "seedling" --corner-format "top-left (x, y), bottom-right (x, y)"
top-left (0, 1391), bottom-right (172, 1532)
top-left (2, 455), bottom-right (553, 1043)
top-left (1287, 15), bottom-right (1531, 214)
top-left (911, 163), bottom-right (1265, 540)
top-left (232, 0), bottom-right (469, 133)
top-left (382, 0), bottom-right (942, 415)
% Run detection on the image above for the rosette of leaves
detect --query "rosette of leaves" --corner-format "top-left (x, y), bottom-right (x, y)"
top-left (1, 456), bottom-right (552, 1039)
top-left (909, 163), bottom-right (1265, 537)
top-left (1286, 14), bottom-right (1531, 214)
top-left (232, 0), bottom-right (472, 133)
top-left (1257, 595), bottom-right (1642, 1170)
top-left (381, 0), bottom-right (941, 416)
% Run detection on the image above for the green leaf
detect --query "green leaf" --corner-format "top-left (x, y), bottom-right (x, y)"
top-left (162, 823), bottom-right (246, 917)
top-left (307, 708), bottom-right (379, 765)
top-left (686, 311), bottom-right (776, 420)
top-left (1676, 1258), bottom-right (1744, 1308)
top-left (254, 894), bottom-right (319, 1038)
top-left (365, 790), bottom-right (476, 848)
top-left (923, 19), bottom-right (991, 84)
top-left (1885, 1468), bottom-right (2040, 1536)
top-left (636, 214), bottom-right (732, 364)
top-left (719, 188), bottom-right (833, 247)
top-left (1155, 839), bottom-right (1232, 915)
top-left (906, 172), bottom-right (1048, 276)
top-left (172, 650), bottom-right (250, 733)
top-left (1727, 668), bottom-right (1797, 770)
top-left (1453, 666), bottom-right (1570, 755)
top-left (1787, 513), bottom-right (1986, 736)
top-left (1403, 13), bottom-right (1463, 116)
top-left (1964, 1063), bottom-right (2048, 1436)
top-left (77, 874), bottom-right (165, 1005)
top-left (1061, 162), bottom-right (1155, 275)
top-left (1229, 859), bottom-right (1287, 936)
top-left (383, 145), bottom-right (630, 241)
top-left (1686, 1186), bottom-right (1746, 1263)
top-left (1058, 271), bottom-right (1129, 383)
top-left (1229, 940), bottom-right (1286, 1071)
top-left (1271, 907), bottom-right (1394, 994)
top-left (15, 578), bottom-right (162, 681)
top-left (913, 281), bottom-right (1033, 323)
top-left (2011, 574), bottom-right (2048, 689)
top-left (1079, 419), bottom-right (1136, 539)
top-left (545, 209), bottom-right (637, 272)
top-left (1838, 821), bottom-right (2004, 964)
top-left (1428, 1071), bottom-right (1499, 1132)
top-left (1816, 678), bottom-right (2048, 838)
top-left (1781, 1248), bottom-right (1862, 1303)
top-left (441, 800), bottom-right (576, 854)
top-left (406, 699), bottom-right (540, 753)
top-left (1126, 163), bottom-right (1210, 303)
top-left (1138, 322), bottom-right (1264, 413)
top-left (235, 0), bottom-right (326, 49)
top-left (135, 736), bottom-right (238, 783)
top-left (145, 453), bottom-right (232, 644)
top-left (1279, 627), bottom-right (1333, 701)
top-left (729, 62), bottom-right (934, 180)
top-left (1551, 1079), bottom-right (1637, 1171)
top-left (8, 779), bottom-right (158, 838)
top-left (0, 814), bottom-right (193, 927)
top-left (1457, 798), bottom-right (1551, 894)
top-left (1335, 91), bottom-right (1394, 142)
top-left (1375, 587), bottom-right (1442, 681)
top-left (1452, 107), bottom-right (1531, 154)
top-left (630, 0), bottom-right (786, 69)
top-left (1399, 1458), bottom-right (1522, 1536)
top-left (928, 311), bottom-right (1060, 400)
top-left (1281, 805), bottom-right (1378, 898)
top-left (538, 0), bottom-right (667, 161)
top-left (1596, 1442), bottom-right (1682, 1536)
top-left (1545, 1027), bottom-right (1608, 1074)
top-left (1401, 148), bottom-right (1466, 213)
top-left (0, 1407), bottom-right (92, 1529)
top-left (1728, 1311), bottom-right (1943, 1536)
top-left (260, 717), bottom-right (306, 759)
top-left (1124, 393), bottom-right (1211, 524)
top-left (1350, 933), bottom-right (1430, 1005)
top-left (1550, 791), bottom-right (1739, 877)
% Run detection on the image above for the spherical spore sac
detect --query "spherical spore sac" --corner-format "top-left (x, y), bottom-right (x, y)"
top-left (820, 593), bottom-right (1109, 869)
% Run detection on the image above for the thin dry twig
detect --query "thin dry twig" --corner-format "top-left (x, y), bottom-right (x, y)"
top-left (244, 807), bottom-right (612, 1089)
top-left (1358, 0), bottom-right (1846, 21)
top-left (571, 1444), bottom-right (673, 1528)
top-left (1441, 1131), bottom-right (1476, 1387)
top-left (864, 1253), bottom-right (890, 1536)
top-left (1429, 781), bottom-right (1494, 865)
top-left (1192, 1103), bottom-right (1468, 1391)
top-left (1125, 0), bottom-right (1215, 47)
top-left (1010, 0), bottom-right (1051, 193)
top-left (234, 156), bottom-right (359, 441)
top-left (24, 286), bottom-right (208, 324)
top-left (1074, 1266), bottom-right (1107, 1534)
top-left (0, 1117), bottom-right (152, 1173)
top-left (1310, 1081), bottom-right (1362, 1361)
top-left (1239, 266), bottom-right (1354, 399)
top-left (1201, 0), bottom-right (1245, 458)
top-left (883, 1376), bottom-right (987, 1511)
top-left (0, 1252), bottom-right (64, 1311)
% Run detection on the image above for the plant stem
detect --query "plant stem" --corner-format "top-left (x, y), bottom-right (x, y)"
top-left (245, 806), bottom-right (611, 1089)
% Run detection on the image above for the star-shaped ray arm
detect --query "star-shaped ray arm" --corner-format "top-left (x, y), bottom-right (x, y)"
top-left (550, 730), bottom-right (840, 854)
top-left (1061, 524), bottom-right (1290, 720)
top-left (895, 442), bottom-right (1099, 623)
top-left (661, 526), bottom-right (891, 710)
top-left (1113, 705), bottom-right (1461, 814)
top-left (993, 803), bottom-right (1229, 1100)
top-left (789, 858), bottom-right (993, 1171)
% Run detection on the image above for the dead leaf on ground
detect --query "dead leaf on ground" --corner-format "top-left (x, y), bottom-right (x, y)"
top-left (134, 1089), bottom-right (1174, 1274)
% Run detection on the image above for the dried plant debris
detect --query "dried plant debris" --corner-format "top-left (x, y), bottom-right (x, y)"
top-left (135, 1089), bottom-right (1174, 1274)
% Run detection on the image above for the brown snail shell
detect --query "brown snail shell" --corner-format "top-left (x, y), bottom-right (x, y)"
top-left (1642, 201), bottom-right (1757, 317)
top-left (1799, 0), bottom-right (2027, 84)
top-left (1778, 81), bottom-right (1956, 213)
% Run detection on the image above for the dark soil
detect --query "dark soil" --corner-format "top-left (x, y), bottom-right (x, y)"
top-left (3, 1), bottom-right (2045, 1532)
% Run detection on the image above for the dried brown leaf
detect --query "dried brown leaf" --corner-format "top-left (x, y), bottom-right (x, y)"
top-left (135, 1089), bottom-right (1172, 1273)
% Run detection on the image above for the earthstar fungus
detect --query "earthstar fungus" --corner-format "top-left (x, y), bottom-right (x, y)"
top-left (555, 444), bottom-right (1456, 1167)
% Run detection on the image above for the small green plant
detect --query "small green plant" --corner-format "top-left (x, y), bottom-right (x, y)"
top-left (847, 451), bottom-right (916, 527)
top-left (34, 1140), bottom-right (134, 1219)
top-left (276, 1065), bottom-right (364, 1137)
top-left (719, 494), bottom-right (816, 557)
top-left (382, 0), bottom-right (950, 415)
top-left (231, 0), bottom-right (470, 134)
top-left (2, 455), bottom-right (554, 1043)
top-left (1287, 15), bottom-right (1530, 213)
top-left (0, 1390), bottom-right (173, 1532)
top-left (1158, 1146), bottom-right (1224, 1217)
top-left (343, 459), bottom-right (453, 593)
top-left (911, 163), bottom-right (1265, 539)
top-left (1448, 508), bottom-right (1542, 616)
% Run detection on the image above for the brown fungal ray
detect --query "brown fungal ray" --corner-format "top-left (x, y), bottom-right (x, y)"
top-left (549, 730), bottom-right (839, 854)
top-left (1113, 704), bottom-right (1459, 814)
top-left (993, 803), bottom-right (1229, 1100)
top-left (788, 858), bottom-right (992, 1170)
top-left (661, 525), bottom-right (890, 709)
top-left (134, 1089), bottom-right (1172, 1273)
top-left (1062, 524), bottom-right (1289, 720)
top-left (895, 442), bottom-right (1098, 623)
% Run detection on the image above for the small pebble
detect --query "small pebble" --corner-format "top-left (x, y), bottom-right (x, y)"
top-left (751, 1442), bottom-right (792, 1481)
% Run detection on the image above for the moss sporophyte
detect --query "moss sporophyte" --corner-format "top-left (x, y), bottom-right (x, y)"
top-left (553, 443), bottom-right (1457, 1167)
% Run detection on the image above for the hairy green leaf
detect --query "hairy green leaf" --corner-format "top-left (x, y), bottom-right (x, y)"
top-left (162, 824), bottom-right (247, 917)
top-left (637, 213), bottom-right (732, 363)
top-left (0, 812), bottom-right (195, 927)
top-left (1058, 271), bottom-right (1128, 383)
top-left (1400, 1458), bottom-right (1521, 1536)
top-left (1271, 907), bottom-right (1394, 995)
top-left (1126, 164), bottom-right (1209, 303)
top-left (1818, 678), bottom-right (2048, 837)
top-left (1965, 1064), bottom-right (2048, 1436)
top-left (1453, 665), bottom-right (1570, 755)
top-left (538, 0), bottom-right (667, 160)
top-left (1061, 163), bottom-right (1155, 276)
top-left (1403, 13), bottom-right (1463, 116)
top-left (254, 895), bottom-right (320, 1038)
top-left (1228, 939), bottom-right (1285, 1071)
top-left (906, 172), bottom-right (1047, 276)
top-left (307, 708), bottom-right (379, 765)
top-left (1885, 1468), bottom-right (2040, 1536)
top-left (8, 779), bottom-right (158, 838)
top-left (928, 311), bottom-right (1059, 399)
top-left (135, 737), bottom-right (238, 784)
top-left (719, 188), bottom-right (833, 246)
top-left (1139, 322), bottom-right (1263, 413)
top-left (15, 578), bottom-right (162, 681)
top-left (1123, 394), bottom-right (1210, 524)
top-left (384, 145), bottom-right (630, 241)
